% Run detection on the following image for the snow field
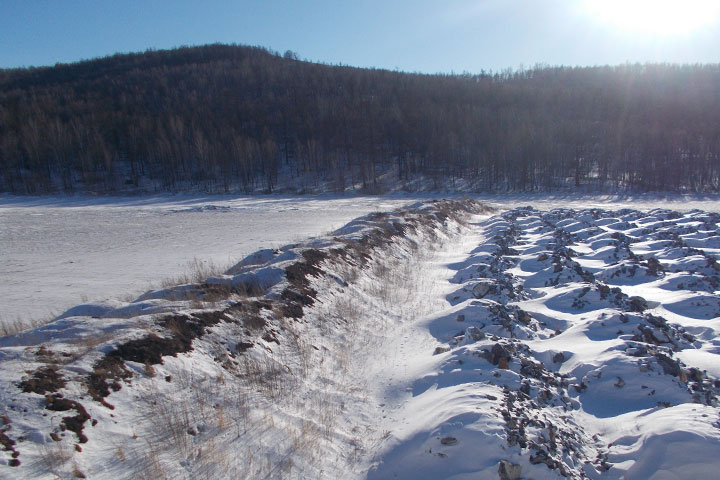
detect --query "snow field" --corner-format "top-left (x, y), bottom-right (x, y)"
top-left (0, 194), bottom-right (419, 331)
top-left (0, 199), bottom-right (487, 479)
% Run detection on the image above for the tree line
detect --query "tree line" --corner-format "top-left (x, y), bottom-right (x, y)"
top-left (1, 43), bottom-right (719, 194)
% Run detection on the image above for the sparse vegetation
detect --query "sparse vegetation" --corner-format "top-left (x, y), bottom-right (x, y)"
top-left (158, 257), bottom-right (227, 289)
top-left (0, 314), bottom-right (55, 338)
top-left (102, 200), bottom-right (480, 478)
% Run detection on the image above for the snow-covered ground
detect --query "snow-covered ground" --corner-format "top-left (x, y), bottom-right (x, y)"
top-left (368, 205), bottom-right (720, 479)
top-left (1, 197), bottom-right (720, 478)
top-left (0, 194), bottom-right (420, 327)
top-left (3, 192), bottom-right (719, 330)
top-left (0, 199), bottom-right (483, 478)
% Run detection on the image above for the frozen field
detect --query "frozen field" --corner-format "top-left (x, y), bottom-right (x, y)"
top-left (1, 192), bottom-right (719, 328)
top-left (0, 195), bottom-right (419, 325)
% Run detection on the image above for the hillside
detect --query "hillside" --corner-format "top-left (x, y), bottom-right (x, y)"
top-left (1, 44), bottom-right (719, 194)
top-left (2, 199), bottom-right (720, 479)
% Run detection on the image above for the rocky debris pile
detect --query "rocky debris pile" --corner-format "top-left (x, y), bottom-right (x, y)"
top-left (437, 206), bottom-right (720, 479)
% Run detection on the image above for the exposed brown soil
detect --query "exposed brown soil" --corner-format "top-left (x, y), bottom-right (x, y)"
top-left (44, 394), bottom-right (91, 444)
top-left (280, 249), bottom-right (329, 318)
top-left (84, 302), bottom-right (274, 406)
top-left (19, 365), bottom-right (66, 395)
top-left (85, 310), bottom-right (228, 406)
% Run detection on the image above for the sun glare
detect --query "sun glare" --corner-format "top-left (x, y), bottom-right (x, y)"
top-left (585, 0), bottom-right (720, 36)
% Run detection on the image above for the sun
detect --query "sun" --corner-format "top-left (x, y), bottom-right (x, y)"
top-left (584, 0), bottom-right (720, 36)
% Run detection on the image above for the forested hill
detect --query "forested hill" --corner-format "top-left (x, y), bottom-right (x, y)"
top-left (1, 43), bottom-right (719, 194)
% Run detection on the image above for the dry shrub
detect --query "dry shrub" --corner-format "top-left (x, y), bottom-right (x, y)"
top-left (0, 314), bottom-right (54, 337)
top-left (160, 257), bottom-right (227, 288)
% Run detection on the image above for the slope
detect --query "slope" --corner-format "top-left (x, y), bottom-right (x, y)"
top-left (2, 44), bottom-right (720, 194)
top-left (0, 199), bottom-right (489, 478)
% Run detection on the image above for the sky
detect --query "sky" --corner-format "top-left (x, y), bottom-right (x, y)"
top-left (2, 0), bottom-right (720, 73)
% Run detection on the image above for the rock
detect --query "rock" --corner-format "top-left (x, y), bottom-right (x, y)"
top-left (645, 314), bottom-right (667, 328)
top-left (472, 279), bottom-right (495, 299)
top-left (520, 358), bottom-right (547, 380)
top-left (440, 436), bottom-right (458, 445)
top-left (552, 352), bottom-right (565, 364)
top-left (490, 343), bottom-right (512, 366)
top-left (688, 368), bottom-right (704, 382)
top-left (655, 353), bottom-right (682, 377)
top-left (465, 326), bottom-right (486, 342)
top-left (646, 257), bottom-right (664, 276)
top-left (538, 389), bottom-right (553, 403)
top-left (519, 382), bottom-right (531, 395)
top-left (516, 309), bottom-right (531, 324)
top-left (629, 296), bottom-right (648, 312)
top-left (456, 314), bottom-right (465, 322)
top-left (433, 346), bottom-right (451, 355)
top-left (498, 460), bottom-right (522, 480)
top-left (530, 449), bottom-right (559, 468)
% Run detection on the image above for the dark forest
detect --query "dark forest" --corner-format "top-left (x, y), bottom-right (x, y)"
top-left (1, 44), bottom-right (719, 194)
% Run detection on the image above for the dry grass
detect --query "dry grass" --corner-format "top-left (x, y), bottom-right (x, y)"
top-left (159, 257), bottom-right (228, 288)
top-left (132, 441), bottom-right (168, 480)
top-left (80, 201), bottom-right (477, 479)
top-left (140, 256), bottom-right (270, 308)
top-left (37, 441), bottom-right (73, 475)
top-left (0, 313), bottom-right (55, 338)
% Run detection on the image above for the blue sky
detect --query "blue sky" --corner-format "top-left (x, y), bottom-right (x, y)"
top-left (2, 0), bottom-right (720, 72)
